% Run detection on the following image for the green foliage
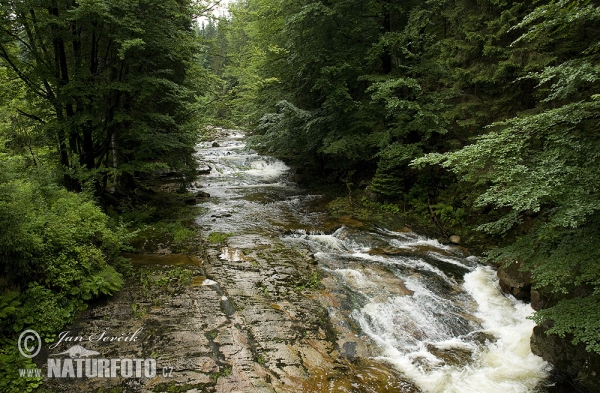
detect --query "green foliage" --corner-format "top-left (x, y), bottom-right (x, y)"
top-left (295, 270), bottom-right (322, 291)
top-left (370, 144), bottom-right (424, 197)
top-left (0, 2), bottom-right (208, 392)
top-left (150, 222), bottom-right (197, 248)
top-left (13, 284), bottom-right (74, 337)
top-left (221, 0), bottom-right (389, 174)
top-left (0, 347), bottom-right (43, 393)
top-left (0, 150), bottom-right (129, 390)
top-left (197, 1), bottom-right (288, 127)
top-left (129, 219), bottom-right (198, 254)
top-left (206, 231), bottom-right (234, 244)
top-left (0, 158), bottom-right (127, 289)
top-left (0, 0), bottom-right (203, 192)
top-left (418, 100), bottom-right (600, 232)
top-left (0, 291), bottom-right (19, 319)
top-left (211, 364), bottom-right (233, 382)
top-left (415, 0), bottom-right (600, 352)
top-left (532, 295), bottom-right (600, 353)
top-left (139, 267), bottom-right (194, 296)
top-left (379, 203), bottom-right (401, 215)
top-left (430, 202), bottom-right (466, 228)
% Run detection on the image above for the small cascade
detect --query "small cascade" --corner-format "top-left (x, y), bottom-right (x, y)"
top-left (283, 226), bottom-right (551, 392)
top-left (195, 131), bottom-right (552, 392)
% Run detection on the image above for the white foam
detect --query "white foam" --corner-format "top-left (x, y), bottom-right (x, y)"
top-left (359, 266), bottom-right (550, 393)
top-left (335, 268), bottom-right (371, 288)
top-left (428, 252), bottom-right (475, 271)
top-left (306, 234), bottom-right (348, 252)
top-left (390, 236), bottom-right (455, 252)
top-left (245, 159), bottom-right (289, 180)
top-left (352, 251), bottom-right (456, 284)
top-left (201, 279), bottom-right (218, 286)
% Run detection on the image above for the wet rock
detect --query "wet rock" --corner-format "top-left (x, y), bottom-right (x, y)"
top-left (465, 331), bottom-right (496, 345)
top-left (196, 190), bottom-right (210, 199)
top-left (220, 247), bottom-right (254, 263)
top-left (342, 341), bottom-right (358, 361)
top-left (368, 247), bottom-right (404, 256)
top-left (42, 264), bottom-right (237, 393)
top-left (170, 299), bottom-right (191, 308)
top-left (333, 264), bottom-right (414, 299)
top-left (301, 360), bottom-right (423, 393)
top-left (530, 289), bottom-right (551, 311)
top-left (212, 141), bottom-right (220, 147)
top-left (496, 261), bottom-right (532, 301)
top-left (531, 323), bottom-right (600, 392)
top-left (449, 235), bottom-right (461, 244)
top-left (211, 213), bottom-right (232, 218)
top-left (426, 343), bottom-right (473, 367)
top-left (157, 169), bottom-right (179, 178)
top-left (197, 165), bottom-right (211, 175)
top-left (156, 182), bottom-right (181, 193)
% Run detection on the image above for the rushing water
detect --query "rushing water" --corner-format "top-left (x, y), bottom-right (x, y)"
top-left (193, 131), bottom-right (553, 392)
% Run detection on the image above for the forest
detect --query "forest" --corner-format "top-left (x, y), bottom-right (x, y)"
top-left (1, 0), bottom-right (599, 391)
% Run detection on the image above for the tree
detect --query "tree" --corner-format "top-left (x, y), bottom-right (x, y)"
top-left (0, 0), bottom-right (202, 193)
top-left (414, 0), bottom-right (600, 353)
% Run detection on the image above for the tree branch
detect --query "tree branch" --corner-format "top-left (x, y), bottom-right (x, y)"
top-left (16, 108), bottom-right (47, 124)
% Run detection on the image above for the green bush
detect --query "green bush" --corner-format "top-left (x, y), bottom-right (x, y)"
top-left (0, 155), bottom-right (129, 391)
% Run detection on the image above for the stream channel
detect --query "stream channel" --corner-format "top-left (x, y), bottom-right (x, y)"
top-left (192, 130), bottom-right (554, 393)
top-left (44, 131), bottom-right (557, 393)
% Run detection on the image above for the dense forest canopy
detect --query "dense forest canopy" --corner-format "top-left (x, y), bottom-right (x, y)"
top-left (0, 0), bottom-right (205, 193)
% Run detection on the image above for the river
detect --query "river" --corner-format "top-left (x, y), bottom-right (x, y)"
top-left (43, 130), bottom-right (556, 393)
top-left (193, 130), bottom-right (552, 392)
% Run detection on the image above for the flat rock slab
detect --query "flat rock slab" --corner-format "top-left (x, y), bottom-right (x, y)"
top-left (41, 237), bottom-right (419, 392)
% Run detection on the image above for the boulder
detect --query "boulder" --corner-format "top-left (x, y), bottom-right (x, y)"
top-left (449, 235), bottom-right (461, 244)
top-left (195, 190), bottom-right (210, 199)
top-left (531, 323), bottom-right (600, 392)
top-left (496, 261), bottom-right (532, 301)
top-left (211, 141), bottom-right (220, 147)
top-left (197, 165), bottom-right (211, 175)
top-left (530, 289), bottom-right (550, 311)
top-left (211, 213), bottom-right (232, 218)
top-left (183, 196), bottom-right (197, 205)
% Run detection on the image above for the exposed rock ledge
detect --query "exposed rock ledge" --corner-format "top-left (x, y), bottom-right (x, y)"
top-left (497, 262), bottom-right (600, 392)
top-left (41, 236), bottom-right (418, 392)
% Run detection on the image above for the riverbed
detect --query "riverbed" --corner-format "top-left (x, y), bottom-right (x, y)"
top-left (192, 131), bottom-right (552, 393)
top-left (43, 131), bottom-right (554, 393)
